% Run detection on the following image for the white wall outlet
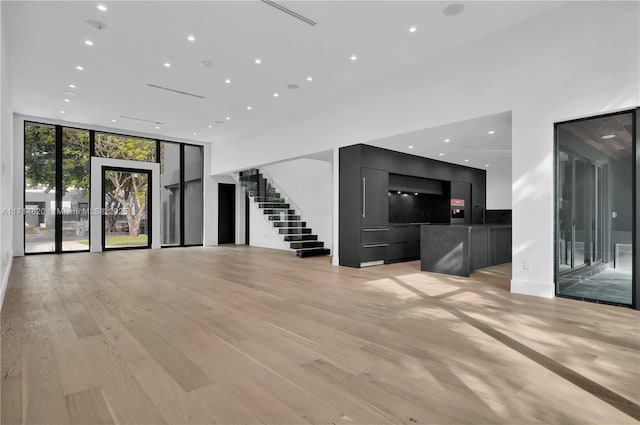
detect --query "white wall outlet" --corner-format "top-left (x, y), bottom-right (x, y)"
top-left (523, 259), bottom-right (531, 270)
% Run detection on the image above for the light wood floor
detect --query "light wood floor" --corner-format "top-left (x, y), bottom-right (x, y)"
top-left (1, 246), bottom-right (639, 425)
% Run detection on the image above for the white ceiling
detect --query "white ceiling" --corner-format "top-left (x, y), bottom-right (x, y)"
top-left (367, 110), bottom-right (512, 170)
top-left (5, 0), bottom-right (560, 152)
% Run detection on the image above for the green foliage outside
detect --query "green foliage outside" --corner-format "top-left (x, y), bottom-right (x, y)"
top-left (25, 125), bottom-right (156, 237)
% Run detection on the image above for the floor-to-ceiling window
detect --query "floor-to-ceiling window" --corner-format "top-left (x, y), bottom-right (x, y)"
top-left (184, 145), bottom-right (203, 246)
top-left (61, 128), bottom-right (90, 252)
top-left (160, 142), bottom-right (181, 246)
top-left (24, 123), bottom-right (56, 253)
top-left (555, 110), bottom-right (636, 307)
top-left (24, 121), bottom-right (204, 253)
top-left (158, 142), bottom-right (203, 247)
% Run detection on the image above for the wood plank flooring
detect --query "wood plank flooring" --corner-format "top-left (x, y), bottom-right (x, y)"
top-left (1, 245), bottom-right (639, 424)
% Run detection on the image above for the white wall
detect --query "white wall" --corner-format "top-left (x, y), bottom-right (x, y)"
top-left (211, 2), bottom-right (639, 298)
top-left (249, 201), bottom-right (289, 251)
top-left (263, 158), bottom-right (333, 251)
top-left (0, 1), bottom-right (14, 307)
top-left (486, 166), bottom-right (512, 210)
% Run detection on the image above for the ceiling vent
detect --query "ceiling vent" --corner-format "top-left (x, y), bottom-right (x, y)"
top-left (262, 0), bottom-right (317, 26)
top-left (120, 115), bottom-right (165, 125)
top-left (147, 83), bottom-right (205, 99)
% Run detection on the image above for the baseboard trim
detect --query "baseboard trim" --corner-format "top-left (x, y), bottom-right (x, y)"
top-left (511, 279), bottom-right (555, 298)
top-left (0, 253), bottom-right (14, 313)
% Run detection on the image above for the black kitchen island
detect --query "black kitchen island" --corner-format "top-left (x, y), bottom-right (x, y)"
top-left (420, 224), bottom-right (512, 276)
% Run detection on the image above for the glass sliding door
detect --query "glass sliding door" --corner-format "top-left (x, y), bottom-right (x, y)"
top-left (555, 110), bottom-right (634, 306)
top-left (24, 123), bottom-right (57, 253)
top-left (103, 167), bottom-right (151, 249)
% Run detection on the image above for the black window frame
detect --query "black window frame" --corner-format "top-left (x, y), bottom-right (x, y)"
top-left (553, 108), bottom-right (638, 310)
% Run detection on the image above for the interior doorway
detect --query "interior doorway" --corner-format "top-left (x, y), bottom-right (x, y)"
top-left (218, 183), bottom-right (236, 244)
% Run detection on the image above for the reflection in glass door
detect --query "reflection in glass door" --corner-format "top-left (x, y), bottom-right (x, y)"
top-left (103, 167), bottom-right (151, 249)
top-left (557, 150), bottom-right (572, 273)
top-left (573, 158), bottom-right (589, 269)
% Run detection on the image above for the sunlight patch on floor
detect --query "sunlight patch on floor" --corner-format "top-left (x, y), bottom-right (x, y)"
top-left (393, 273), bottom-right (462, 297)
top-left (362, 278), bottom-right (422, 300)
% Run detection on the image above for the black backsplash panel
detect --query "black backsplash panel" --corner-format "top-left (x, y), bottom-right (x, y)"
top-left (486, 209), bottom-right (512, 224)
top-left (388, 192), bottom-right (448, 223)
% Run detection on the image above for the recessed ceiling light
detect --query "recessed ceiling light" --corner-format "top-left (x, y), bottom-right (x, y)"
top-left (306, 76), bottom-right (313, 82)
top-left (414, 192), bottom-right (418, 196)
top-left (97, 4), bottom-right (107, 12)
top-left (75, 65), bottom-right (84, 71)
top-left (193, 132), bottom-right (198, 136)
top-left (397, 191), bottom-right (401, 195)
top-left (84, 39), bottom-right (94, 46)
top-left (68, 84), bottom-right (76, 88)
top-left (111, 119), bottom-right (116, 122)
top-left (488, 130), bottom-right (495, 135)
top-left (208, 125), bottom-right (213, 129)
top-left (485, 164), bottom-right (490, 167)
top-left (254, 58), bottom-right (262, 64)
top-left (247, 106), bottom-right (252, 110)
top-left (225, 116), bottom-right (231, 120)
top-left (63, 99), bottom-right (71, 103)
top-left (273, 92), bottom-right (279, 97)
top-left (187, 35), bottom-right (196, 42)
top-left (224, 78), bottom-right (231, 84)
top-left (163, 62), bottom-right (171, 68)
top-left (600, 134), bottom-right (616, 139)
top-left (444, 138), bottom-right (450, 143)
top-left (59, 110), bottom-right (65, 114)
top-left (350, 55), bottom-right (358, 61)
top-left (409, 26), bottom-right (417, 33)
top-left (439, 153), bottom-right (444, 156)
top-left (408, 145), bottom-right (414, 149)
top-left (464, 159), bottom-right (469, 162)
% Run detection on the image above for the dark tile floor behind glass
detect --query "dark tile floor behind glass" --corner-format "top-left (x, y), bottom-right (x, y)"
top-left (559, 268), bottom-right (632, 305)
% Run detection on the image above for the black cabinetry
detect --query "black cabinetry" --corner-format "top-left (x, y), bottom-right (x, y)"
top-left (339, 144), bottom-right (487, 268)
top-left (387, 225), bottom-right (421, 262)
top-left (362, 167), bottom-right (389, 227)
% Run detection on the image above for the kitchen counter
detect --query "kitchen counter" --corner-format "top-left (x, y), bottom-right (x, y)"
top-left (420, 224), bottom-right (512, 276)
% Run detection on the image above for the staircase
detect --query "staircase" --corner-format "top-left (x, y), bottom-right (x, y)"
top-left (238, 169), bottom-right (330, 258)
